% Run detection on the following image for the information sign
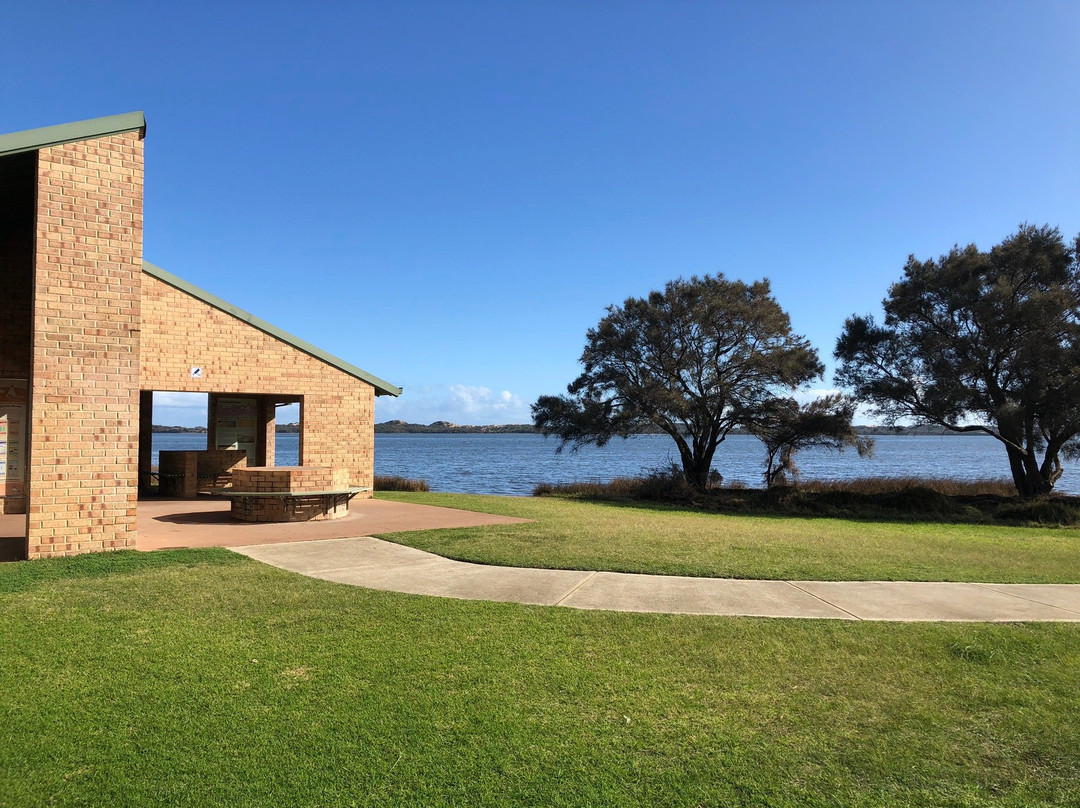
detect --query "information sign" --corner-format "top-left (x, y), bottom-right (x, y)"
top-left (215, 397), bottom-right (258, 460)
top-left (0, 379), bottom-right (28, 498)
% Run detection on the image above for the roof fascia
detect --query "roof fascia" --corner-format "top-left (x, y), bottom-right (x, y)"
top-left (0, 112), bottom-right (146, 158)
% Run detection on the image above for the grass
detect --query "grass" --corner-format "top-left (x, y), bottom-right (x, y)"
top-left (3, 549), bottom-right (1080, 807)
top-left (373, 491), bottom-right (1080, 582)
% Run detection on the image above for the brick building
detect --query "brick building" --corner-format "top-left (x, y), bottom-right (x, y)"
top-left (0, 112), bottom-right (400, 560)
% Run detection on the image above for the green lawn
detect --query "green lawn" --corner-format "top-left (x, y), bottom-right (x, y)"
top-left (374, 492), bottom-right (1080, 582)
top-left (3, 549), bottom-right (1080, 807)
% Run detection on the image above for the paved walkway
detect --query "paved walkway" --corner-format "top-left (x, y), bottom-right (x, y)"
top-left (233, 537), bottom-right (1080, 622)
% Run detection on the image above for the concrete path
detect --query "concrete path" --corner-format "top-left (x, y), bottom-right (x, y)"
top-left (232, 536), bottom-right (1080, 622)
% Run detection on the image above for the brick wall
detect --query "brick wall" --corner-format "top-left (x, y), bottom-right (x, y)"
top-left (230, 465), bottom-right (348, 493)
top-left (140, 274), bottom-right (377, 493)
top-left (26, 133), bottom-right (144, 558)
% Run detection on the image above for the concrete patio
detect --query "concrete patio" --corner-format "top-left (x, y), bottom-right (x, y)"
top-left (0, 496), bottom-right (528, 559)
top-left (135, 496), bottom-right (530, 551)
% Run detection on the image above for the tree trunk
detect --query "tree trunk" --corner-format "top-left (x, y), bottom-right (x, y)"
top-left (1005, 444), bottom-right (1055, 498)
top-left (678, 445), bottom-right (716, 492)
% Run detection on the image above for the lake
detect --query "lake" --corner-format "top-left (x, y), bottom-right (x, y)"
top-left (151, 432), bottom-right (1080, 496)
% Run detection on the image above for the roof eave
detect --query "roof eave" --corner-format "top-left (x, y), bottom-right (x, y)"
top-left (0, 111), bottom-right (146, 158)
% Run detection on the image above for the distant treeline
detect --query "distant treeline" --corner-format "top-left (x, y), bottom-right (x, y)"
top-left (374, 421), bottom-right (975, 436)
top-left (152, 423), bottom-right (302, 434)
top-left (851, 424), bottom-right (970, 436)
top-left (375, 420), bottom-right (538, 434)
top-left (153, 421), bottom-right (979, 437)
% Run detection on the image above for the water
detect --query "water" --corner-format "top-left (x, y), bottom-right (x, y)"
top-left (153, 431), bottom-right (1080, 496)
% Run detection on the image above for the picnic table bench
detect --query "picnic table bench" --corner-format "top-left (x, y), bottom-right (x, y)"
top-left (210, 466), bottom-right (368, 522)
top-left (208, 486), bottom-right (370, 522)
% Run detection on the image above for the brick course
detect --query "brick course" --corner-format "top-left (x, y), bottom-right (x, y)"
top-left (26, 133), bottom-right (144, 558)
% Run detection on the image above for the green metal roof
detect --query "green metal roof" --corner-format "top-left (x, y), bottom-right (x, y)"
top-left (142, 261), bottom-right (402, 397)
top-left (0, 111), bottom-right (146, 158)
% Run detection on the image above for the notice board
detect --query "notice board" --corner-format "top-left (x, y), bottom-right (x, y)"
top-left (215, 397), bottom-right (258, 461)
top-left (0, 379), bottom-right (27, 498)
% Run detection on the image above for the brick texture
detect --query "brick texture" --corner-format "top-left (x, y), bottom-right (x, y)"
top-left (140, 275), bottom-right (377, 495)
top-left (26, 133), bottom-right (144, 558)
top-left (229, 466), bottom-right (353, 522)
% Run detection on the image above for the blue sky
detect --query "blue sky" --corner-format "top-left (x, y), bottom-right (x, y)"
top-left (4, 1), bottom-right (1078, 426)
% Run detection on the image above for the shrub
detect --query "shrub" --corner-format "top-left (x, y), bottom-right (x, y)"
top-left (881, 486), bottom-right (952, 514)
top-left (374, 475), bottom-right (430, 493)
top-left (995, 499), bottom-right (1080, 526)
top-left (532, 477), bottom-right (646, 499)
top-left (798, 477), bottom-right (1015, 497)
top-left (531, 466), bottom-right (702, 502)
top-left (530, 472), bottom-right (1080, 527)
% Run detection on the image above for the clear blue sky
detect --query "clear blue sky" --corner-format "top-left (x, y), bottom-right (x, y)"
top-left (4, 1), bottom-right (1078, 426)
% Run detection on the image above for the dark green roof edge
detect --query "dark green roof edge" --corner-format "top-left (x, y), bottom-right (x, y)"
top-left (142, 261), bottom-right (402, 397)
top-left (0, 111), bottom-right (146, 158)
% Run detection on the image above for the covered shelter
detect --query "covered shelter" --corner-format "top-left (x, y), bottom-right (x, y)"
top-left (0, 112), bottom-right (400, 560)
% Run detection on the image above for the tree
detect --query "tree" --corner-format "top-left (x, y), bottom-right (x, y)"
top-left (747, 394), bottom-right (873, 489)
top-left (835, 224), bottom-right (1080, 498)
top-left (532, 274), bottom-right (832, 491)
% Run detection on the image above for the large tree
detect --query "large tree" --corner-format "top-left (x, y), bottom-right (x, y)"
top-left (835, 224), bottom-right (1080, 498)
top-left (532, 274), bottom-right (828, 491)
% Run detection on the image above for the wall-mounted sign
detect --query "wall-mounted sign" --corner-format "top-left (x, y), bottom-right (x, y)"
top-left (215, 397), bottom-right (257, 460)
top-left (0, 379), bottom-right (27, 498)
top-left (190, 366), bottom-right (203, 379)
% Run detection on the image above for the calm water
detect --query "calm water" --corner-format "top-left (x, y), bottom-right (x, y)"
top-left (152, 432), bottom-right (1080, 496)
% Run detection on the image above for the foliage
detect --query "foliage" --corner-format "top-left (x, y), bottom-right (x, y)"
top-left (836, 224), bottom-right (1080, 497)
top-left (745, 393), bottom-right (873, 488)
top-left (533, 465), bottom-right (697, 502)
top-left (533, 274), bottom-right (834, 490)
top-left (374, 475), bottom-right (431, 492)
top-left (531, 475), bottom-right (1020, 501)
top-left (798, 476), bottom-right (1017, 497)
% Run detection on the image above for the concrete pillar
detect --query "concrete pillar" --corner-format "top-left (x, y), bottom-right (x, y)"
top-left (206, 392), bottom-right (221, 452)
top-left (257, 396), bottom-right (276, 467)
top-left (27, 131), bottom-right (143, 557)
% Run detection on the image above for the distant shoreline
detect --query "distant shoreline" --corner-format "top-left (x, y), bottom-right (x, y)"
top-left (151, 423), bottom-right (301, 434)
top-left (151, 421), bottom-right (991, 437)
top-left (372, 422), bottom-right (988, 436)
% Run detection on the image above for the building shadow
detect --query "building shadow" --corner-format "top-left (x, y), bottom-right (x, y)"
top-left (150, 509), bottom-right (235, 526)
